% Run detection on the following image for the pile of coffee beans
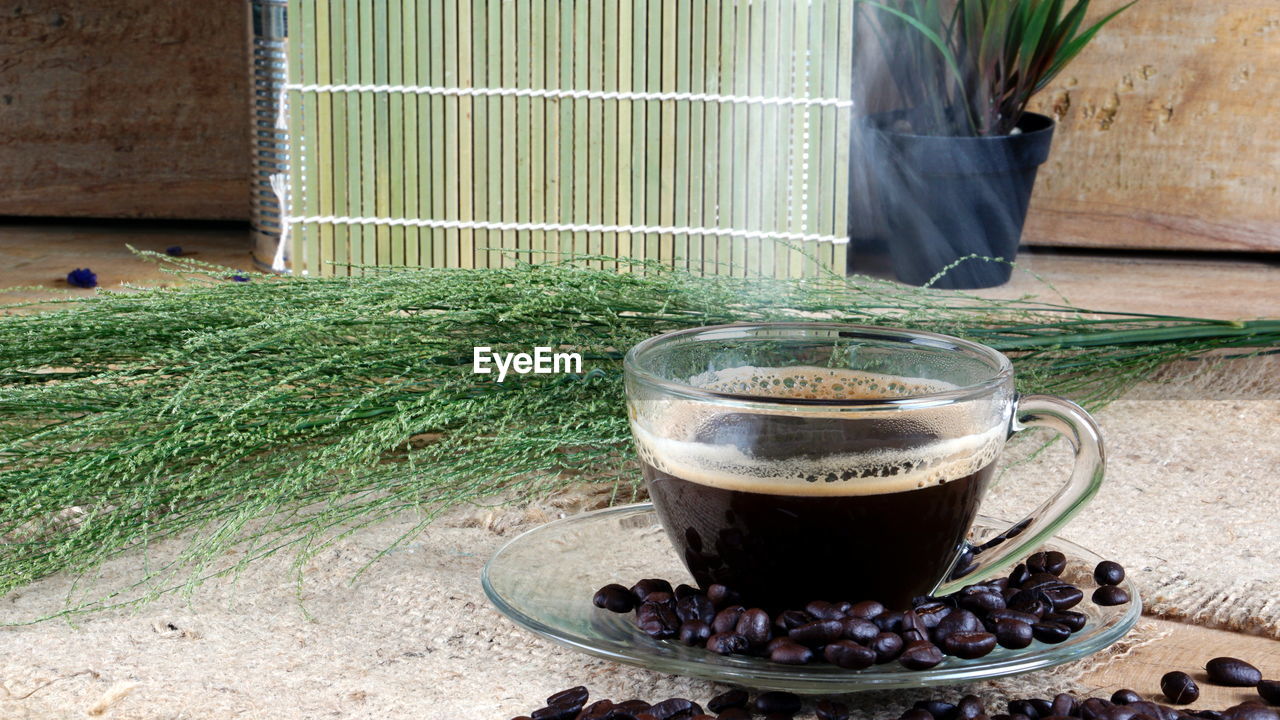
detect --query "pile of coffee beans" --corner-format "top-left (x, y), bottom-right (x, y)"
top-left (593, 553), bottom-right (1130, 671)
top-left (507, 675), bottom-right (1280, 720)
top-left (506, 686), bottom-right (824, 720)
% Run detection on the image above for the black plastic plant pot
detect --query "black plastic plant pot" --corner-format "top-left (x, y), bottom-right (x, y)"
top-left (857, 112), bottom-right (1056, 290)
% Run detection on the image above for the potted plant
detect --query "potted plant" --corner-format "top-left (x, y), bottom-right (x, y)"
top-left (848, 0), bottom-right (1135, 289)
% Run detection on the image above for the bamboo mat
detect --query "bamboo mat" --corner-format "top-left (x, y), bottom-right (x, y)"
top-left (282, 0), bottom-right (857, 278)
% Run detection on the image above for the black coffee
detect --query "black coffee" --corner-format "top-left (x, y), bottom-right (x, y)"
top-left (635, 367), bottom-right (1000, 610)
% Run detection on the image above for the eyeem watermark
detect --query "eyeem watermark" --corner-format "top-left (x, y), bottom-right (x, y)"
top-left (473, 346), bottom-right (583, 382)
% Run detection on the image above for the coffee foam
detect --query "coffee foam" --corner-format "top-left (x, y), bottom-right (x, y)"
top-left (633, 366), bottom-right (1004, 497)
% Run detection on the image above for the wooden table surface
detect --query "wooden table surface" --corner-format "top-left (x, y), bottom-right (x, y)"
top-left (1078, 619), bottom-right (1279, 708)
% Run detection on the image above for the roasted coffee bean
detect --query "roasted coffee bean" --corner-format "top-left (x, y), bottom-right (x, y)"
top-left (675, 584), bottom-right (700, 600)
top-left (707, 689), bottom-right (748, 713)
top-left (994, 618), bottom-right (1034, 649)
top-left (648, 698), bottom-right (702, 720)
top-left (943, 631), bottom-right (998, 659)
top-left (510, 716), bottom-right (533, 720)
top-left (991, 715), bottom-right (1014, 720)
top-left (903, 710), bottom-right (940, 720)
top-left (1042, 584), bottom-right (1086, 611)
top-left (581, 700), bottom-right (617, 719)
top-left (850, 600), bottom-right (887, 619)
top-left (957, 695), bottom-right (986, 720)
top-left (1032, 621), bottom-right (1072, 644)
top-left (1192, 711), bottom-right (1226, 720)
top-left (578, 700), bottom-right (616, 719)
top-left (960, 587), bottom-right (1008, 614)
top-left (903, 610), bottom-right (930, 641)
top-left (769, 640), bottom-right (814, 665)
top-left (1009, 590), bottom-right (1052, 617)
top-left (1029, 699), bottom-right (1054, 718)
top-left (842, 617), bottom-right (880, 644)
top-left (1258, 680), bottom-right (1280, 705)
top-left (615, 699), bottom-right (653, 714)
top-left (1093, 586), bottom-right (1131, 607)
top-left (763, 714), bottom-right (796, 720)
top-left (678, 620), bottom-right (712, 646)
top-left (531, 705), bottom-right (577, 720)
top-left (765, 636), bottom-right (791, 652)
top-left (934, 609), bottom-right (984, 643)
top-left (754, 691), bottom-right (802, 715)
top-left (1094, 561), bottom-right (1126, 586)
top-left (1008, 700), bottom-right (1041, 719)
top-left (915, 601), bottom-right (955, 626)
top-left (594, 584), bottom-right (638, 613)
top-left (1023, 573), bottom-right (1064, 592)
top-left (712, 606), bottom-right (746, 635)
top-left (637, 604), bottom-right (680, 638)
top-left (1027, 551), bottom-right (1069, 576)
top-left (546, 686), bottom-right (589, 710)
top-left (775, 609), bottom-right (812, 632)
top-left (1082, 698), bottom-right (1115, 720)
top-left (716, 709), bottom-right (751, 720)
top-left (1009, 563), bottom-right (1032, 587)
top-left (632, 579), bottom-right (674, 601)
top-left (876, 610), bottom-right (905, 633)
top-left (706, 632), bottom-right (748, 655)
top-left (790, 619), bottom-right (844, 647)
top-left (816, 699), bottom-right (851, 720)
top-left (1044, 610), bottom-right (1088, 632)
top-left (989, 609), bottom-right (1042, 626)
top-left (1112, 691), bottom-right (1143, 706)
top-left (689, 715), bottom-right (716, 720)
top-left (870, 631), bottom-right (905, 663)
top-left (1225, 705), bottom-right (1280, 720)
top-left (676, 595), bottom-right (715, 623)
top-left (1207, 657), bottom-right (1263, 687)
top-left (706, 583), bottom-right (741, 609)
top-left (735, 608), bottom-right (773, 645)
top-left (1162, 672), bottom-right (1201, 704)
top-left (899, 640), bottom-right (945, 670)
top-left (824, 640), bottom-right (876, 669)
top-left (1051, 693), bottom-right (1078, 717)
top-left (806, 600), bottom-right (847, 620)
top-left (915, 700), bottom-right (959, 720)
top-left (1127, 701), bottom-right (1169, 720)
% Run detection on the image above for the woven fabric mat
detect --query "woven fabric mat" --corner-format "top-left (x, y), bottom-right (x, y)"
top-left (0, 375), bottom-right (1276, 719)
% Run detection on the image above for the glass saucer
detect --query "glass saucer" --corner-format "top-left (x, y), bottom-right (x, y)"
top-left (482, 503), bottom-right (1141, 694)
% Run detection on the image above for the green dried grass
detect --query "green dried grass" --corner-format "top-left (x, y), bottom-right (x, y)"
top-left (1, 255), bottom-right (1276, 621)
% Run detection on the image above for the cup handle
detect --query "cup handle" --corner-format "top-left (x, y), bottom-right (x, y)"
top-left (934, 394), bottom-right (1106, 596)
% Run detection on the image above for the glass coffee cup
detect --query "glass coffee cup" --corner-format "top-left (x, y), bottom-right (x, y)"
top-left (624, 323), bottom-right (1105, 611)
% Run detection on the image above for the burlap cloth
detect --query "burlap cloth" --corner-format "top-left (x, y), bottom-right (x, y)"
top-left (2, 363), bottom-right (1277, 719)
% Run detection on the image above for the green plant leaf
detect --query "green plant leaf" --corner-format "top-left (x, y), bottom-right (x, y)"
top-left (1040, 0), bottom-right (1137, 90)
top-left (857, 0), bottom-right (970, 104)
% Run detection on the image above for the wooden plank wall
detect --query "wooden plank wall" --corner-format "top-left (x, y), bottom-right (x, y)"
top-left (1024, 0), bottom-right (1280, 253)
top-left (0, 2), bottom-right (249, 219)
top-left (0, 0), bottom-right (1274, 256)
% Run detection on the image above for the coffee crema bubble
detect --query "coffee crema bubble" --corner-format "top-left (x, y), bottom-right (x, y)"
top-left (633, 366), bottom-right (1006, 498)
